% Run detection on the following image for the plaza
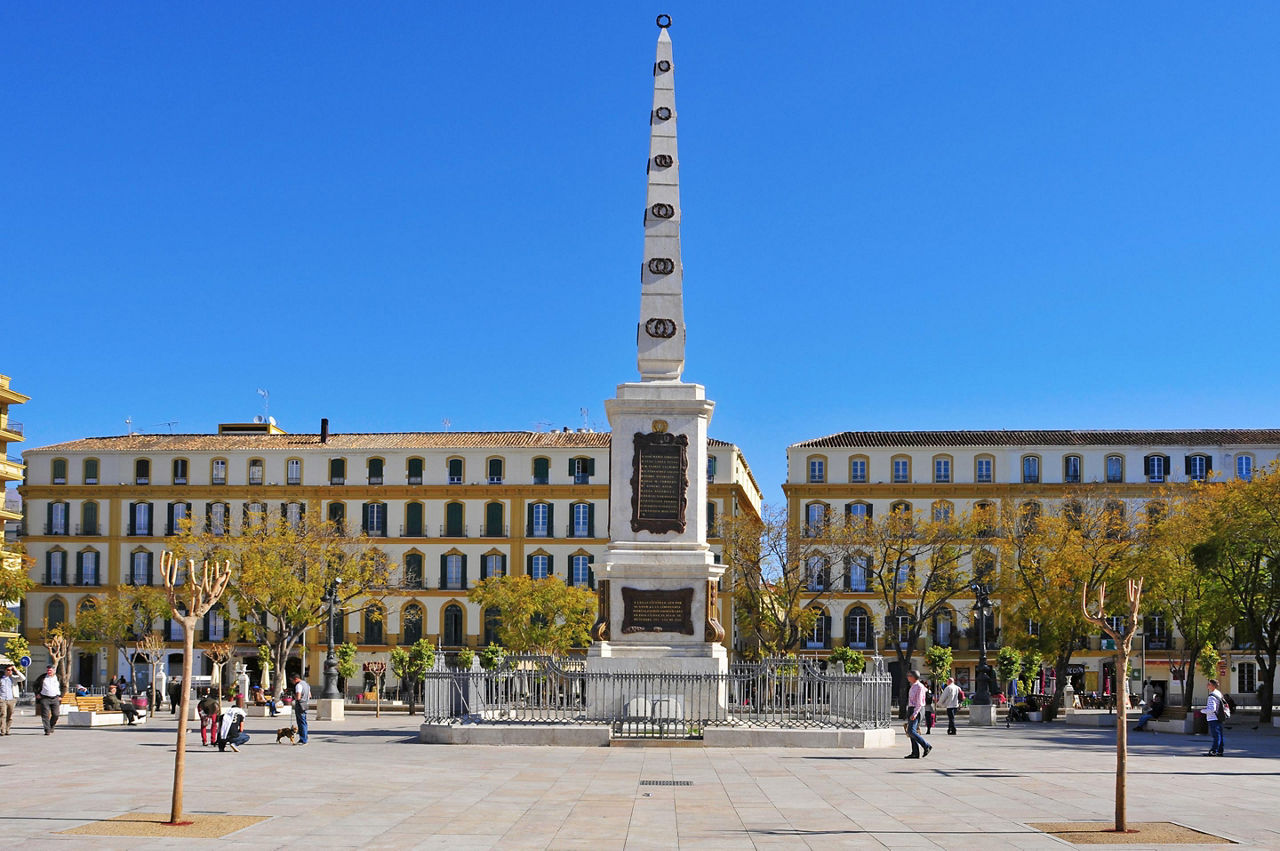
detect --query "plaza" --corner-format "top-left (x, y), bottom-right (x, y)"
top-left (2, 708), bottom-right (1278, 848)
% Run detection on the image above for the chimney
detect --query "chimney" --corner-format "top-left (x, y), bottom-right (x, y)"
top-left (320, 418), bottom-right (329, 444)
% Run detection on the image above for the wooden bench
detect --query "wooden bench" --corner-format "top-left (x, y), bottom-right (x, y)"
top-left (60, 694), bottom-right (148, 727)
top-left (1145, 706), bottom-right (1194, 734)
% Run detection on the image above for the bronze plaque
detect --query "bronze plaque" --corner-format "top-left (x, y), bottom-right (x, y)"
top-left (630, 431), bottom-right (688, 534)
top-left (621, 587), bottom-right (695, 635)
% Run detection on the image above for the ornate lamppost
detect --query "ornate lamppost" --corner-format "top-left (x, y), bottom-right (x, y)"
top-left (321, 577), bottom-right (343, 700)
top-left (971, 581), bottom-right (995, 705)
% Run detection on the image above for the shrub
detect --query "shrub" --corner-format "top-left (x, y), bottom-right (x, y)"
top-left (454, 647), bottom-right (475, 670)
top-left (478, 643), bottom-right (505, 670)
top-left (829, 646), bottom-right (866, 674)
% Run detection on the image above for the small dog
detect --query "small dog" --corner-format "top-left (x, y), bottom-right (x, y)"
top-left (275, 726), bottom-right (298, 744)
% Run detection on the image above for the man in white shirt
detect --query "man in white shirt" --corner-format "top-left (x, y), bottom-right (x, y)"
top-left (291, 673), bottom-right (312, 745)
top-left (904, 670), bottom-right (932, 759)
top-left (32, 665), bottom-right (63, 735)
top-left (936, 676), bottom-right (963, 735)
top-left (0, 663), bottom-right (26, 735)
top-left (1204, 678), bottom-right (1228, 756)
top-left (217, 695), bottom-right (249, 753)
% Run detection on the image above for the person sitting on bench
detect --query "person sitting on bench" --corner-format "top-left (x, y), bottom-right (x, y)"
top-left (1133, 691), bottom-right (1164, 731)
top-left (102, 684), bottom-right (140, 725)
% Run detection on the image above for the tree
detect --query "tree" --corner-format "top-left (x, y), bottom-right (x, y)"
top-left (718, 507), bottom-right (838, 658)
top-left (389, 638), bottom-right (435, 713)
top-left (75, 587), bottom-right (171, 687)
top-left (996, 495), bottom-right (1141, 720)
top-left (0, 546), bottom-right (35, 634)
top-left (3, 634), bottom-right (29, 667)
top-left (1197, 468), bottom-right (1280, 723)
top-left (172, 513), bottom-right (392, 687)
top-left (42, 622), bottom-right (79, 687)
top-left (1082, 577), bottom-right (1145, 834)
top-left (205, 643), bottom-right (235, 695)
top-left (996, 646), bottom-right (1022, 693)
top-left (468, 575), bottom-right (594, 655)
top-left (134, 632), bottom-right (166, 700)
top-left (825, 502), bottom-right (981, 715)
top-left (336, 642), bottom-right (358, 692)
top-left (159, 551), bottom-right (232, 826)
top-left (924, 644), bottom-right (953, 687)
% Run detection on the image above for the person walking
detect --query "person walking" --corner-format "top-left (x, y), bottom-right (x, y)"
top-left (937, 676), bottom-right (962, 735)
top-left (32, 665), bottom-right (64, 735)
top-left (903, 670), bottom-right (932, 759)
top-left (0, 663), bottom-right (26, 735)
top-left (197, 688), bottom-right (221, 746)
top-left (1204, 678), bottom-right (1229, 756)
top-left (290, 673), bottom-right (312, 745)
top-left (925, 687), bottom-right (936, 735)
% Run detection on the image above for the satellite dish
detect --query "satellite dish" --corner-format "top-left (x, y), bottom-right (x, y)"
top-left (253, 415), bottom-right (265, 424)
top-left (268, 416), bottom-right (277, 425)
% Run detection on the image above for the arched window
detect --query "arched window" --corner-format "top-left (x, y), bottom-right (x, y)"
top-left (571, 502), bottom-right (594, 537)
top-left (248, 458), bottom-right (265, 486)
top-left (402, 604), bottom-right (424, 645)
top-left (443, 604), bottom-right (464, 647)
top-left (367, 457), bottom-right (384, 485)
top-left (1063, 455), bottom-right (1082, 484)
top-left (444, 502), bottom-right (464, 537)
top-left (287, 457), bottom-right (303, 486)
top-left (484, 607), bottom-right (501, 646)
top-left (569, 554), bottom-right (594, 588)
top-left (528, 552), bottom-right (551, 580)
top-left (845, 502), bottom-right (872, 523)
top-left (51, 458), bottom-right (67, 484)
top-left (934, 609), bottom-right (955, 647)
top-left (46, 549), bottom-right (67, 585)
top-left (1185, 453), bottom-right (1211, 482)
top-left (849, 455), bottom-right (869, 483)
top-left (487, 457), bottom-right (504, 485)
top-left (135, 458), bottom-right (150, 485)
top-left (1106, 454), bottom-right (1125, 483)
top-left (974, 454), bottom-right (995, 484)
top-left (83, 458), bottom-right (99, 485)
top-left (1019, 501), bottom-right (1041, 533)
top-left (974, 501), bottom-right (996, 537)
top-left (211, 458), bottom-right (228, 485)
top-left (1104, 500), bottom-right (1126, 539)
top-left (47, 598), bottom-right (66, 629)
top-left (845, 554), bottom-right (870, 592)
top-left (891, 455), bottom-right (911, 484)
top-left (363, 606), bottom-right (385, 645)
top-left (1063, 499), bottom-right (1084, 529)
top-left (172, 458), bottom-right (189, 485)
top-left (532, 457), bottom-right (550, 485)
top-left (972, 548), bottom-right (996, 579)
top-left (207, 502), bottom-right (227, 537)
top-left (447, 457), bottom-right (464, 484)
top-left (890, 500), bottom-right (912, 515)
top-left (1021, 455), bottom-right (1040, 484)
top-left (805, 556), bottom-right (829, 591)
top-left (128, 501), bottom-right (153, 536)
top-left (483, 552), bottom-right (506, 579)
top-left (889, 607), bottom-right (912, 648)
top-left (362, 502), bottom-right (387, 537)
top-left (407, 457), bottom-right (425, 485)
top-left (129, 550), bottom-right (154, 586)
top-left (931, 500), bottom-right (954, 522)
top-left (528, 502), bottom-right (551, 538)
top-left (441, 553), bottom-right (467, 590)
top-left (327, 501), bottom-right (347, 533)
top-left (805, 607), bottom-right (831, 650)
top-left (804, 502), bottom-right (828, 536)
top-left (1236, 454), bottom-right (1254, 482)
top-left (484, 502), bottom-right (505, 537)
top-left (47, 501), bottom-right (69, 535)
top-left (570, 456), bottom-right (595, 484)
top-left (1143, 454), bottom-right (1171, 484)
top-left (403, 552), bottom-right (424, 588)
top-left (404, 502), bottom-right (425, 537)
top-left (329, 458), bottom-right (346, 486)
top-left (932, 454), bottom-right (952, 484)
top-left (77, 549), bottom-right (100, 586)
top-left (845, 606), bottom-right (870, 648)
top-left (806, 455), bottom-right (826, 484)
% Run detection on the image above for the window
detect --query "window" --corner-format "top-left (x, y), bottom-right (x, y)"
top-left (706, 501), bottom-right (717, 537)
top-left (78, 550), bottom-right (99, 585)
top-left (444, 502), bottom-right (464, 537)
top-left (285, 502), bottom-right (303, 528)
top-left (404, 502), bottom-right (424, 537)
top-left (706, 455), bottom-right (718, 483)
top-left (447, 458), bottom-right (463, 485)
top-left (212, 458), bottom-right (227, 485)
top-left (890, 500), bottom-right (912, 515)
top-left (209, 502), bottom-right (227, 537)
top-left (1021, 455), bottom-right (1040, 484)
top-left (131, 502), bottom-right (152, 536)
top-left (894, 558), bottom-right (912, 591)
top-left (975, 456), bottom-right (994, 483)
top-left (808, 457), bottom-right (825, 484)
top-left (404, 553), bottom-right (424, 588)
top-left (1144, 454), bottom-right (1170, 483)
top-left (483, 553), bottom-right (505, 579)
top-left (443, 554), bottom-right (465, 590)
top-left (83, 458), bottom-right (99, 485)
top-left (891, 607), bottom-right (912, 648)
top-left (572, 502), bottom-right (593, 537)
top-left (484, 607), bottom-right (501, 646)
top-left (892, 456), bottom-right (910, 484)
top-left (47, 550), bottom-right (67, 585)
top-left (245, 501), bottom-right (267, 525)
top-left (205, 608), bottom-right (228, 641)
top-left (402, 605), bottom-right (424, 645)
top-left (806, 556), bottom-right (828, 591)
top-left (933, 456), bottom-right (951, 484)
top-left (1237, 454), bottom-right (1254, 482)
top-left (805, 502), bottom-right (827, 536)
top-left (52, 458), bottom-right (67, 485)
top-left (529, 554), bottom-right (550, 580)
top-left (484, 502), bottom-right (505, 537)
top-left (363, 607), bottom-right (385, 645)
top-left (846, 607), bottom-right (870, 648)
top-left (1186, 454), bottom-right (1210, 482)
top-left (805, 609), bottom-right (830, 650)
top-left (1238, 661), bottom-right (1257, 695)
top-left (973, 548), bottom-right (996, 579)
top-left (530, 503), bottom-right (550, 538)
top-left (935, 611), bottom-right (954, 647)
top-left (329, 458), bottom-right (346, 486)
top-left (48, 501), bottom-right (68, 535)
top-left (532, 457), bottom-right (550, 485)
top-left (241, 458), bottom-right (263, 486)
top-left (974, 502), bottom-right (996, 537)
top-left (849, 456), bottom-right (868, 483)
top-left (130, 551), bottom-right (152, 586)
top-left (47, 598), bottom-right (66, 628)
top-left (570, 554), bottom-right (593, 588)
top-left (135, 458), bottom-right (150, 485)
top-left (169, 501), bottom-right (189, 535)
top-left (1064, 455), bottom-right (1081, 484)
top-left (1104, 500), bottom-right (1126, 539)
top-left (846, 502), bottom-right (871, 523)
top-left (81, 502), bottom-right (98, 536)
top-left (1019, 501), bottom-right (1041, 534)
top-left (172, 458), bottom-right (188, 485)
top-left (363, 503), bottom-right (386, 537)
top-left (487, 457), bottom-right (504, 485)
top-left (1106, 455), bottom-right (1124, 483)
top-left (407, 457), bottom-right (424, 485)
top-left (443, 604), bottom-right (464, 647)
top-left (1145, 614), bottom-right (1169, 649)
top-left (571, 456), bottom-right (594, 485)
top-left (287, 458), bottom-right (302, 486)
top-left (845, 555), bottom-right (870, 592)
top-left (932, 500), bottom-right (953, 522)
top-left (328, 501), bottom-right (346, 533)
top-left (367, 457), bottom-right (384, 485)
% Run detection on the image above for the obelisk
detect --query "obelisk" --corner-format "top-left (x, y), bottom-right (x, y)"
top-left (587, 16), bottom-right (727, 703)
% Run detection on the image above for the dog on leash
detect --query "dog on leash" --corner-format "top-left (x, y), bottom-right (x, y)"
top-left (275, 726), bottom-right (298, 744)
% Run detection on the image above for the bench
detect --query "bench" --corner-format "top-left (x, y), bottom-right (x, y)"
top-left (1143, 707), bottom-right (1194, 735)
top-left (59, 694), bottom-right (148, 727)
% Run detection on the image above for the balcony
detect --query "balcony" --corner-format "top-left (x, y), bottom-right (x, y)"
top-left (0, 419), bottom-right (23, 438)
top-left (488, 476), bottom-right (503, 485)
top-left (407, 475), bottom-right (423, 485)
top-left (0, 458), bottom-right (24, 481)
top-left (44, 523), bottom-right (69, 536)
top-left (439, 524), bottom-right (469, 538)
top-left (368, 476), bottom-right (384, 486)
top-left (481, 524), bottom-right (509, 538)
top-left (400, 524), bottom-right (426, 538)
top-left (330, 477), bottom-right (345, 486)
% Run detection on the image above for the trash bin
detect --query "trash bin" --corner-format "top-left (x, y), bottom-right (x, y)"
top-left (1193, 708), bottom-right (1208, 735)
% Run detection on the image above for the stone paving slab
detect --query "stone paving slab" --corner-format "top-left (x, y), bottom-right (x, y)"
top-left (0, 709), bottom-right (1277, 847)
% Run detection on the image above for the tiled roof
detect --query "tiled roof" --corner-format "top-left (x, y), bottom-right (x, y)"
top-left (29, 432), bottom-right (739, 453)
top-left (791, 429), bottom-right (1280, 450)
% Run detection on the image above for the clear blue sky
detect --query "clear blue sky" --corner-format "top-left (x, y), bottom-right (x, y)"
top-left (5, 2), bottom-right (1280, 501)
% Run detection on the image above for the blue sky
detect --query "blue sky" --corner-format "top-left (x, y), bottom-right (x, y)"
top-left (5, 2), bottom-right (1280, 501)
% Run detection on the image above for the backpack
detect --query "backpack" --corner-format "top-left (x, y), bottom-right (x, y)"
top-left (1222, 693), bottom-right (1236, 717)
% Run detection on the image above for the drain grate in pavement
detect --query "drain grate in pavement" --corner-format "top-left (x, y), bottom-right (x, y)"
top-left (640, 780), bottom-right (693, 786)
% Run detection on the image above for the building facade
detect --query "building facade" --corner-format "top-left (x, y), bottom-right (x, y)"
top-left (19, 421), bottom-right (761, 687)
top-left (1, 375), bottom-right (28, 647)
top-left (785, 429), bottom-right (1280, 704)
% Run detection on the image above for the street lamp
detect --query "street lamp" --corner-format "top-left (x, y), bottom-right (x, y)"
top-left (321, 577), bottom-right (343, 700)
top-left (970, 581), bottom-right (995, 705)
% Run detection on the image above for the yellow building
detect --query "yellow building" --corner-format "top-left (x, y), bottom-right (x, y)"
top-left (1, 374), bottom-right (28, 648)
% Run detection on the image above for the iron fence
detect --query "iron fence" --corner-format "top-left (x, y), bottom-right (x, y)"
top-left (421, 655), bottom-right (891, 739)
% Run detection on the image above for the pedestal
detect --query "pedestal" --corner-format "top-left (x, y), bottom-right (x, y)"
top-left (969, 703), bottom-right (997, 726)
top-left (316, 698), bottom-right (344, 722)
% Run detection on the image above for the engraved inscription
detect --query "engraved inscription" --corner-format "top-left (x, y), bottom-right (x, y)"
top-left (621, 587), bottom-right (695, 635)
top-left (630, 431), bottom-right (688, 534)
top-left (653, 154), bottom-right (673, 168)
top-left (645, 317), bottom-right (676, 339)
top-left (649, 203), bottom-right (674, 219)
top-left (648, 257), bottom-right (675, 275)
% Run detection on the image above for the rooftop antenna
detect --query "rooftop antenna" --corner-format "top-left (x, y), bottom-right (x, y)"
top-left (151, 420), bottom-right (179, 433)
top-left (442, 418), bottom-right (452, 432)
top-left (580, 407), bottom-right (589, 429)
top-left (534, 420), bottom-right (553, 432)
top-left (125, 416), bottom-right (134, 435)
top-left (257, 388), bottom-right (269, 419)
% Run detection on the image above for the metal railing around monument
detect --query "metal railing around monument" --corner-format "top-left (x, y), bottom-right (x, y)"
top-left (421, 654), bottom-right (892, 739)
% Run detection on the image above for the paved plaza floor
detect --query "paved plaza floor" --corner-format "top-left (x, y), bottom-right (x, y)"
top-left (0, 707), bottom-right (1277, 849)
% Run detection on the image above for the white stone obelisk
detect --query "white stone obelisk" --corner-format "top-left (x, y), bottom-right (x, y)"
top-left (587, 17), bottom-right (727, 712)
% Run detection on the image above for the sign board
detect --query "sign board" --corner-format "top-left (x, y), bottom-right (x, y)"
top-left (1217, 661), bottom-right (1228, 678)
top-left (630, 431), bottom-right (689, 534)
top-left (620, 586), bottom-right (695, 635)
top-left (20, 656), bottom-right (31, 668)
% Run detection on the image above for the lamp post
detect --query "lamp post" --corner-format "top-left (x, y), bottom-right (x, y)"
top-left (321, 578), bottom-right (342, 700)
top-left (971, 582), bottom-right (995, 705)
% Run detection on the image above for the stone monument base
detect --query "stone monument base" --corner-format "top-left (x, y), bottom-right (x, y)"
top-left (315, 698), bottom-right (344, 721)
top-left (417, 722), bottom-right (895, 749)
top-left (969, 703), bottom-right (998, 726)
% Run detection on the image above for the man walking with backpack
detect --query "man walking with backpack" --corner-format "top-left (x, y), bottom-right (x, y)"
top-left (1204, 678), bottom-right (1229, 756)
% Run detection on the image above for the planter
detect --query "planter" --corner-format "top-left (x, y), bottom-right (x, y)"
top-left (1027, 711), bottom-right (1043, 722)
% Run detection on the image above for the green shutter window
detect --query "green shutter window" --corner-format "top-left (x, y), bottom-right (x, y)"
top-left (84, 458), bottom-right (99, 483)
top-left (440, 554), bottom-right (448, 589)
top-left (587, 458), bottom-right (595, 476)
top-left (486, 502), bottom-right (504, 536)
top-left (52, 459), bottom-right (67, 483)
top-left (330, 458), bottom-right (345, 483)
top-left (587, 503), bottom-right (595, 537)
top-left (488, 458), bottom-right (503, 482)
top-left (526, 502), bottom-right (535, 536)
top-left (47, 502), bottom-right (54, 535)
top-left (408, 457), bottom-right (424, 482)
top-left (568, 458), bottom-right (576, 476)
top-left (533, 457), bottom-right (549, 484)
top-left (526, 553), bottom-right (535, 576)
top-left (75, 551), bottom-right (84, 585)
top-left (362, 503), bottom-right (371, 534)
top-left (546, 503), bottom-right (555, 538)
top-left (82, 502), bottom-right (97, 535)
top-left (145, 551), bottom-right (154, 585)
top-left (499, 554), bottom-right (507, 576)
top-left (587, 554), bottom-right (595, 590)
top-left (448, 458), bottom-right (463, 482)
top-left (445, 503), bottom-right (464, 537)
top-left (407, 503), bottom-right (424, 537)
top-left (545, 554), bottom-right (554, 576)
top-left (460, 554), bottom-right (469, 590)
